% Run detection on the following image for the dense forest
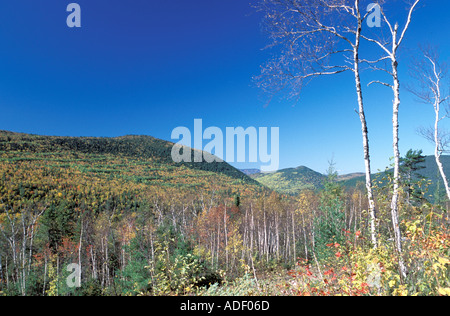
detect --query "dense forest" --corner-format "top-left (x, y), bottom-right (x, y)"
top-left (0, 131), bottom-right (448, 296)
top-left (1, 0), bottom-right (449, 298)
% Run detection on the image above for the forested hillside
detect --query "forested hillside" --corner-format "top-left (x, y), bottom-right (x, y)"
top-left (342, 155), bottom-right (450, 202)
top-left (0, 131), bottom-right (257, 186)
top-left (248, 157), bottom-right (450, 203)
top-left (0, 131), bottom-right (271, 295)
top-left (0, 131), bottom-right (448, 296)
top-left (250, 166), bottom-right (325, 195)
top-left (1, 0), bottom-right (450, 299)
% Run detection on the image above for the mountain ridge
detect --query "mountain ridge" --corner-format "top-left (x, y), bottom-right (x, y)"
top-left (244, 157), bottom-right (450, 197)
top-left (247, 165), bottom-right (326, 195)
top-left (0, 130), bottom-right (261, 187)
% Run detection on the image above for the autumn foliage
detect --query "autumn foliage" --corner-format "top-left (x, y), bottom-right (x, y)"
top-left (0, 133), bottom-right (448, 296)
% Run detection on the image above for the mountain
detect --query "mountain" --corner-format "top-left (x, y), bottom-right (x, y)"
top-left (249, 166), bottom-right (368, 195)
top-left (0, 130), bottom-right (262, 193)
top-left (240, 168), bottom-right (261, 176)
top-left (249, 166), bottom-right (326, 195)
top-left (5, 130), bottom-right (448, 200)
top-left (248, 156), bottom-right (450, 198)
top-left (337, 172), bottom-right (365, 182)
top-left (341, 155), bottom-right (450, 199)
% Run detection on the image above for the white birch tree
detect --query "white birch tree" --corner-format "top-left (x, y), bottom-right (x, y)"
top-left (408, 46), bottom-right (450, 201)
top-left (254, 0), bottom-right (379, 247)
top-left (362, 0), bottom-right (421, 280)
top-left (0, 204), bottom-right (46, 295)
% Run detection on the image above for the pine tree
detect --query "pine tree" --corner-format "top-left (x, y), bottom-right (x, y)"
top-left (400, 149), bottom-right (426, 205)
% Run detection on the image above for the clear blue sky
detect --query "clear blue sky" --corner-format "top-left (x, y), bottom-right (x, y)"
top-left (0, 0), bottom-right (449, 174)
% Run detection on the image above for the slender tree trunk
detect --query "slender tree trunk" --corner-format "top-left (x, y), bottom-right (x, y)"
top-left (43, 254), bottom-right (47, 296)
top-left (432, 65), bottom-right (450, 201)
top-left (301, 213), bottom-right (308, 260)
top-left (105, 237), bottom-right (110, 288)
top-left (291, 211), bottom-right (296, 263)
top-left (90, 246), bottom-right (97, 280)
top-left (100, 237), bottom-right (105, 287)
top-left (78, 220), bottom-right (83, 286)
top-left (243, 207), bottom-right (248, 263)
top-left (0, 252), bottom-right (3, 289)
top-left (250, 204), bottom-right (254, 262)
top-left (209, 233), bottom-right (213, 268)
top-left (354, 4), bottom-right (378, 248)
top-left (275, 213), bottom-right (280, 260)
top-left (390, 38), bottom-right (407, 279)
top-left (21, 214), bottom-right (27, 296)
top-left (28, 223), bottom-right (35, 277)
top-left (263, 205), bottom-right (268, 262)
top-left (6, 256), bottom-right (9, 289)
top-left (435, 157), bottom-right (450, 198)
top-left (224, 208), bottom-right (228, 270)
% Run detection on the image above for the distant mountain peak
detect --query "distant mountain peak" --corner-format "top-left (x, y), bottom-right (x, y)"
top-left (0, 130), bottom-right (259, 186)
top-left (249, 165), bottom-right (325, 195)
top-left (240, 168), bottom-right (261, 176)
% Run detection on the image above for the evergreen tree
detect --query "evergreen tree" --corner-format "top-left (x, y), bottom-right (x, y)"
top-left (314, 162), bottom-right (345, 261)
top-left (400, 149), bottom-right (426, 204)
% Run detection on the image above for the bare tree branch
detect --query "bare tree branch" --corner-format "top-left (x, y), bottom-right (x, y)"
top-left (409, 45), bottom-right (450, 201)
top-left (254, 0), bottom-right (380, 249)
top-left (367, 80), bottom-right (393, 88)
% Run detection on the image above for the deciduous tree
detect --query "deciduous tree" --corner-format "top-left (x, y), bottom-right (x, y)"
top-left (409, 46), bottom-right (450, 202)
top-left (254, 0), bottom-right (379, 247)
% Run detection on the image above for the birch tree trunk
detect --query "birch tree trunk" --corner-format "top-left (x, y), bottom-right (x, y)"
top-left (410, 48), bottom-right (450, 201)
top-left (363, 0), bottom-right (421, 280)
top-left (223, 207), bottom-right (228, 270)
top-left (435, 144), bottom-right (450, 202)
top-left (301, 213), bottom-right (308, 260)
top-left (423, 51), bottom-right (450, 201)
top-left (291, 211), bottom-right (296, 263)
top-left (354, 3), bottom-right (377, 248)
top-left (255, 0), bottom-right (380, 248)
top-left (434, 110), bottom-right (450, 202)
top-left (390, 49), bottom-right (407, 279)
top-left (78, 219), bottom-right (83, 287)
top-left (0, 252), bottom-right (3, 288)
